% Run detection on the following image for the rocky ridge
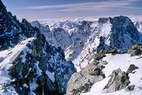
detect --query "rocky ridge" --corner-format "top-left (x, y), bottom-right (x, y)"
top-left (0, 1), bottom-right (76, 95)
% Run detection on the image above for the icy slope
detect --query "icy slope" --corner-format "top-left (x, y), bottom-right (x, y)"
top-left (135, 21), bottom-right (142, 33)
top-left (0, 37), bottom-right (35, 95)
top-left (82, 54), bottom-right (142, 95)
top-left (0, 34), bottom-right (76, 95)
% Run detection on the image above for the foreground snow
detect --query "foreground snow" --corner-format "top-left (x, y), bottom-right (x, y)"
top-left (0, 37), bottom-right (35, 95)
top-left (82, 54), bottom-right (142, 95)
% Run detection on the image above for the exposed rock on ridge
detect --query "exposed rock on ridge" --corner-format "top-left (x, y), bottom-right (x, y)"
top-left (0, 1), bottom-right (76, 95)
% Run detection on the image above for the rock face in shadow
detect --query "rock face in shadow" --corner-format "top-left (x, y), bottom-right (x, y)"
top-left (0, 0), bottom-right (38, 50)
top-left (103, 68), bottom-right (130, 93)
top-left (97, 16), bottom-right (142, 52)
top-left (109, 16), bottom-right (142, 51)
top-left (66, 61), bottom-right (106, 95)
top-left (8, 34), bottom-right (76, 95)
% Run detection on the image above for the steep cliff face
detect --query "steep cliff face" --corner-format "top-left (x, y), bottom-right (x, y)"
top-left (0, 1), bottom-right (76, 95)
top-left (109, 16), bottom-right (141, 51)
top-left (96, 16), bottom-right (142, 52)
top-left (0, 1), bottom-right (38, 50)
top-left (7, 34), bottom-right (76, 95)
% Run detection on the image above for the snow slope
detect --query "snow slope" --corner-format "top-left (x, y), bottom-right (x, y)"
top-left (135, 21), bottom-right (142, 33)
top-left (82, 54), bottom-right (142, 95)
top-left (0, 37), bottom-right (35, 95)
top-left (0, 35), bottom-right (76, 95)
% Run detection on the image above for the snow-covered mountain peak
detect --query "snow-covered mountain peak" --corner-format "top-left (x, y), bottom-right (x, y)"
top-left (36, 16), bottom-right (142, 71)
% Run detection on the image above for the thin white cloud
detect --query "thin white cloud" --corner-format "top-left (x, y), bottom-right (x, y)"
top-left (25, 0), bottom-right (140, 10)
top-left (21, 0), bottom-right (142, 21)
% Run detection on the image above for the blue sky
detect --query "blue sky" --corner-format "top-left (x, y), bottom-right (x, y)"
top-left (2, 0), bottom-right (142, 21)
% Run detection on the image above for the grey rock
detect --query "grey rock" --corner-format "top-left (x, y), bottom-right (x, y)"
top-left (66, 61), bottom-right (105, 95)
top-left (103, 68), bottom-right (130, 93)
top-left (93, 53), bottom-right (106, 61)
top-left (127, 64), bottom-right (139, 74)
top-left (0, 57), bottom-right (4, 63)
top-left (126, 85), bottom-right (135, 91)
top-left (8, 34), bottom-right (76, 95)
top-left (127, 44), bottom-right (142, 56)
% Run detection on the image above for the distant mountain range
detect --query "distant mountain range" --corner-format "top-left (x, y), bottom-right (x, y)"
top-left (32, 17), bottom-right (142, 71)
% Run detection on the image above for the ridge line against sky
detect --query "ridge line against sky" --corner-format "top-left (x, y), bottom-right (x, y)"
top-left (2, 0), bottom-right (142, 21)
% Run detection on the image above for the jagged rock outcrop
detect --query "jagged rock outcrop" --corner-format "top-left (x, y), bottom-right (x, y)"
top-left (127, 64), bottom-right (139, 74)
top-left (31, 21), bottom-right (50, 33)
top-left (0, 1), bottom-right (76, 95)
top-left (127, 44), bottom-right (142, 56)
top-left (97, 16), bottom-right (142, 52)
top-left (109, 16), bottom-right (142, 51)
top-left (126, 85), bottom-right (135, 91)
top-left (8, 34), bottom-right (76, 95)
top-left (0, 0), bottom-right (38, 50)
top-left (66, 61), bottom-right (106, 95)
top-left (78, 54), bottom-right (142, 95)
top-left (103, 68), bottom-right (130, 93)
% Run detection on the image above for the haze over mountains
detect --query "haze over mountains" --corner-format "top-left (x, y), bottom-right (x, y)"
top-left (0, 0), bottom-right (142, 95)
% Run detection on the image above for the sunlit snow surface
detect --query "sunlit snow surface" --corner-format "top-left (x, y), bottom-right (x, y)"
top-left (82, 54), bottom-right (142, 95)
top-left (0, 37), bottom-right (35, 95)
